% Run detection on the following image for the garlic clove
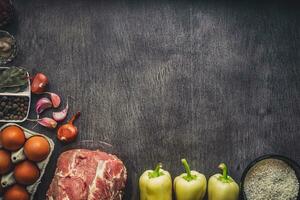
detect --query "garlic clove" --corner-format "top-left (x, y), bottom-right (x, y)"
top-left (52, 102), bottom-right (69, 122)
top-left (35, 97), bottom-right (52, 114)
top-left (45, 92), bottom-right (61, 108)
top-left (37, 117), bottom-right (57, 129)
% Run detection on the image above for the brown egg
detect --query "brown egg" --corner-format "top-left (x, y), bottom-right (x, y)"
top-left (4, 184), bottom-right (29, 200)
top-left (0, 126), bottom-right (25, 151)
top-left (24, 136), bottom-right (50, 162)
top-left (14, 161), bottom-right (40, 185)
top-left (0, 149), bottom-right (12, 175)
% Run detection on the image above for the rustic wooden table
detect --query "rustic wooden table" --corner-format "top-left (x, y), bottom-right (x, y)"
top-left (2, 0), bottom-right (300, 199)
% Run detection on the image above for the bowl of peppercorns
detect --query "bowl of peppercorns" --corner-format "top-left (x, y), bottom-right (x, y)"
top-left (0, 67), bottom-right (31, 122)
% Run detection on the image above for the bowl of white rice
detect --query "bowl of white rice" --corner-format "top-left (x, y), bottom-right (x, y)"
top-left (241, 155), bottom-right (300, 200)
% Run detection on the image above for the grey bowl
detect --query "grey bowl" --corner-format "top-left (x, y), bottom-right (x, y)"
top-left (0, 31), bottom-right (17, 65)
top-left (240, 154), bottom-right (300, 200)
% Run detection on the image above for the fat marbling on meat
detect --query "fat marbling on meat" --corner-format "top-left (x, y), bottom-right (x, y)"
top-left (47, 149), bottom-right (127, 200)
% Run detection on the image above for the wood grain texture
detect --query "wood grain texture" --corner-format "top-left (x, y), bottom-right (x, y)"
top-left (1, 0), bottom-right (299, 199)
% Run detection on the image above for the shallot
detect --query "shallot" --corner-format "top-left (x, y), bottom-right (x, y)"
top-left (35, 97), bottom-right (52, 114)
top-left (57, 112), bottom-right (80, 142)
top-left (45, 92), bottom-right (61, 108)
top-left (31, 73), bottom-right (48, 94)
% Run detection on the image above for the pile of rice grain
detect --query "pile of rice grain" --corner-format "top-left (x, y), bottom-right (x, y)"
top-left (244, 158), bottom-right (299, 200)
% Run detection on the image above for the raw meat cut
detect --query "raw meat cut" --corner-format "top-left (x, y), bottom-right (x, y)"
top-left (46, 149), bottom-right (127, 200)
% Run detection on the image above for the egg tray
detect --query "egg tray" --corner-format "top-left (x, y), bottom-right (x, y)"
top-left (0, 123), bottom-right (55, 200)
top-left (0, 67), bottom-right (31, 123)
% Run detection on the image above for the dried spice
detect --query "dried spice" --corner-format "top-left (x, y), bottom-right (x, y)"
top-left (0, 37), bottom-right (13, 57)
top-left (244, 159), bottom-right (299, 200)
top-left (0, 96), bottom-right (29, 121)
top-left (0, 67), bottom-right (28, 93)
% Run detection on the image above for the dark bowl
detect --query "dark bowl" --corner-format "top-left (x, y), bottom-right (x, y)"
top-left (240, 154), bottom-right (300, 200)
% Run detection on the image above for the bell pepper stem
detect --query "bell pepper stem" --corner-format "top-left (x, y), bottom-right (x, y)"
top-left (218, 163), bottom-right (228, 180)
top-left (181, 159), bottom-right (196, 181)
top-left (154, 163), bottom-right (162, 174)
top-left (181, 159), bottom-right (192, 178)
top-left (149, 163), bottom-right (163, 178)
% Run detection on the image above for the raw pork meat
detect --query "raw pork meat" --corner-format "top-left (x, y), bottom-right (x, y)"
top-left (46, 149), bottom-right (127, 200)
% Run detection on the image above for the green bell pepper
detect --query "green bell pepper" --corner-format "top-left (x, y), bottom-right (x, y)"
top-left (208, 163), bottom-right (239, 200)
top-left (139, 163), bottom-right (172, 200)
top-left (174, 159), bottom-right (207, 200)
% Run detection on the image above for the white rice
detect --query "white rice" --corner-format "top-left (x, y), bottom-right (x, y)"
top-left (244, 158), bottom-right (299, 200)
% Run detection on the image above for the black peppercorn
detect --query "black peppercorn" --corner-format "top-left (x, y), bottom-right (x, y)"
top-left (0, 95), bottom-right (29, 121)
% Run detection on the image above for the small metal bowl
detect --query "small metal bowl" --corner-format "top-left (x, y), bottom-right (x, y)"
top-left (0, 30), bottom-right (17, 65)
top-left (241, 154), bottom-right (300, 200)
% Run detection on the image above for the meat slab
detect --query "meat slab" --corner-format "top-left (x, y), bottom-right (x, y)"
top-left (47, 149), bottom-right (127, 200)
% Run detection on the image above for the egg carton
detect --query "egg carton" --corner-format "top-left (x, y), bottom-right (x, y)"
top-left (0, 67), bottom-right (31, 123)
top-left (0, 123), bottom-right (55, 200)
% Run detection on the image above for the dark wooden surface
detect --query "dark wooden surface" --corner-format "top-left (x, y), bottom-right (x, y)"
top-left (1, 0), bottom-right (300, 199)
